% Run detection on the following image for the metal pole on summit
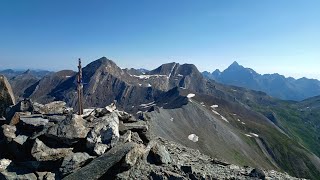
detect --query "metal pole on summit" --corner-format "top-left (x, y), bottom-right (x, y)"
top-left (77, 58), bottom-right (83, 115)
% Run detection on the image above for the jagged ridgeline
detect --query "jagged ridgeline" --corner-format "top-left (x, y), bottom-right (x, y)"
top-left (1, 57), bottom-right (320, 179)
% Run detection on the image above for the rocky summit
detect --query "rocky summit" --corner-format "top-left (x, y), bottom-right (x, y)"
top-left (0, 99), bottom-right (305, 180)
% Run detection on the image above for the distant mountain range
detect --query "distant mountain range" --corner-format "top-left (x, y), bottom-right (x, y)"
top-left (1, 57), bottom-right (320, 179)
top-left (0, 69), bottom-right (52, 79)
top-left (203, 61), bottom-right (320, 101)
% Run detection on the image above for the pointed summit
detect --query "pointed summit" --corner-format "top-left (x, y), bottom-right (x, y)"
top-left (230, 61), bottom-right (240, 67)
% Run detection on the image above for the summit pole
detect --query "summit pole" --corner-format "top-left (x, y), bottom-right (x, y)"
top-left (77, 58), bottom-right (83, 115)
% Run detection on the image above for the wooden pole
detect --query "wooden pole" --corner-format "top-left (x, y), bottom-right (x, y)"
top-left (77, 58), bottom-right (83, 115)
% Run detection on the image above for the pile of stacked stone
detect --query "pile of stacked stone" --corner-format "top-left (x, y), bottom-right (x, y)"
top-left (0, 99), bottom-right (153, 179)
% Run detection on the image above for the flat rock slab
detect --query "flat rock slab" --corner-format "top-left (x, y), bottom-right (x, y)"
top-left (20, 115), bottom-right (49, 127)
top-left (63, 142), bottom-right (135, 180)
top-left (123, 121), bottom-right (148, 132)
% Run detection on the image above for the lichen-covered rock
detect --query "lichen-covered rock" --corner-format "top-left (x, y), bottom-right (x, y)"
top-left (31, 139), bottom-right (73, 161)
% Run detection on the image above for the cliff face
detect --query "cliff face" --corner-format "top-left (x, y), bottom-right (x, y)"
top-left (0, 75), bottom-right (15, 117)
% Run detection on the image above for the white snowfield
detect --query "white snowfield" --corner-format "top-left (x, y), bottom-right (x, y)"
top-left (130, 74), bottom-right (168, 79)
top-left (140, 101), bottom-right (156, 109)
top-left (188, 134), bottom-right (199, 142)
top-left (187, 93), bottom-right (195, 98)
top-left (250, 133), bottom-right (259, 137)
top-left (212, 110), bottom-right (220, 115)
top-left (211, 105), bottom-right (219, 108)
top-left (245, 133), bottom-right (259, 138)
top-left (220, 115), bottom-right (229, 123)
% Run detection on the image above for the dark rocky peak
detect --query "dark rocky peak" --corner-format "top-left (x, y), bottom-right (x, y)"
top-left (148, 62), bottom-right (178, 75)
top-left (84, 57), bottom-right (118, 71)
top-left (177, 63), bottom-right (201, 76)
top-left (82, 57), bottom-right (124, 80)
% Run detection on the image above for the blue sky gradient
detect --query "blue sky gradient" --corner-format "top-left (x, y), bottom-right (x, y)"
top-left (1, 0), bottom-right (319, 79)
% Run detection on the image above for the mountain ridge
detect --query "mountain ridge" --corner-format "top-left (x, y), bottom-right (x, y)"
top-left (203, 62), bottom-right (320, 101)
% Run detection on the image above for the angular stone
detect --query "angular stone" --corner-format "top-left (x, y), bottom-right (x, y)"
top-left (34, 101), bottom-right (72, 115)
top-left (1, 124), bottom-right (16, 140)
top-left (0, 159), bottom-right (12, 172)
top-left (119, 130), bottom-right (132, 143)
top-left (13, 135), bottom-right (28, 146)
top-left (31, 138), bottom-right (73, 161)
top-left (46, 114), bottom-right (89, 145)
top-left (36, 172), bottom-right (56, 180)
top-left (148, 143), bottom-right (171, 165)
top-left (60, 152), bottom-right (94, 176)
top-left (131, 132), bottom-right (143, 144)
top-left (123, 144), bottom-right (145, 168)
top-left (115, 110), bottom-right (136, 123)
top-left (63, 142), bottom-right (135, 180)
top-left (105, 103), bottom-right (116, 113)
top-left (0, 171), bottom-right (37, 180)
top-left (9, 112), bottom-right (20, 126)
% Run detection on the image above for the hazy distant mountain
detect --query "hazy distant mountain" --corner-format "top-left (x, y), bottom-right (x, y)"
top-left (203, 61), bottom-right (320, 101)
top-left (0, 69), bottom-right (52, 79)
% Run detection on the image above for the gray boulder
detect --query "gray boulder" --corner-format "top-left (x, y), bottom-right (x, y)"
top-left (86, 112), bottom-right (119, 155)
top-left (148, 143), bottom-right (171, 165)
top-left (60, 152), bottom-right (94, 176)
top-left (46, 114), bottom-right (89, 145)
top-left (0, 75), bottom-right (15, 118)
top-left (0, 159), bottom-right (12, 172)
top-left (31, 138), bottom-right (73, 161)
top-left (249, 168), bottom-right (266, 179)
top-left (123, 144), bottom-right (145, 168)
top-left (62, 142), bottom-right (136, 180)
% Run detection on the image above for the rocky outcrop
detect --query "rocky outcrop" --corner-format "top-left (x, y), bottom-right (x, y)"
top-left (0, 75), bottom-right (15, 118)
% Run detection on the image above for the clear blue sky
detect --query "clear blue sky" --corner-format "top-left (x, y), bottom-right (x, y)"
top-left (1, 0), bottom-right (319, 79)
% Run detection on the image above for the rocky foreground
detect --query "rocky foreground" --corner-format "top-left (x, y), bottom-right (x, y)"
top-left (0, 99), bottom-right (304, 180)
